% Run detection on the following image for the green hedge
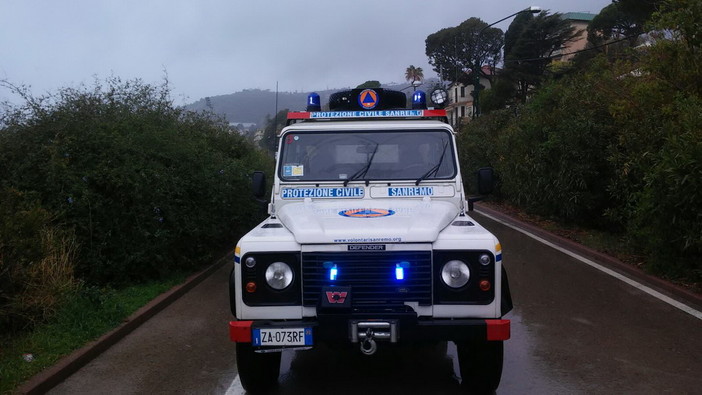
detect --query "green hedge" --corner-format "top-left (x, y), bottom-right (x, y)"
top-left (458, 48), bottom-right (701, 281)
top-left (0, 78), bottom-right (273, 331)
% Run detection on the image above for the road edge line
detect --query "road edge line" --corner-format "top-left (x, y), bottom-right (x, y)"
top-left (474, 206), bottom-right (702, 321)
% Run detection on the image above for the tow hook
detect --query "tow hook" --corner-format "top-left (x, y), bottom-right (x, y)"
top-left (350, 320), bottom-right (398, 356)
top-left (360, 330), bottom-right (378, 355)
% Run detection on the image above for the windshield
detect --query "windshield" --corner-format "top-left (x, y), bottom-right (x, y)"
top-left (278, 129), bottom-right (456, 182)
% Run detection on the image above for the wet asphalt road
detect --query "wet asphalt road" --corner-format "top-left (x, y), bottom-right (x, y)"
top-left (48, 210), bottom-right (702, 394)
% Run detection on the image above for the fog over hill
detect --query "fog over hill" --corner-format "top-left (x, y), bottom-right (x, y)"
top-left (185, 79), bottom-right (442, 130)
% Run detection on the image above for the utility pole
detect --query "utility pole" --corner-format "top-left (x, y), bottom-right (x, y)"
top-left (274, 81), bottom-right (279, 134)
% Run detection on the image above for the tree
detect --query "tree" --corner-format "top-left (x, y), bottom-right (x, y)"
top-left (587, 1), bottom-right (663, 49)
top-left (615, 0), bottom-right (662, 25)
top-left (504, 12), bottom-right (533, 59)
top-left (405, 65), bottom-right (424, 84)
top-left (356, 80), bottom-right (381, 89)
top-left (502, 12), bottom-right (578, 103)
top-left (260, 109), bottom-right (289, 154)
top-left (425, 17), bottom-right (504, 85)
top-left (480, 11), bottom-right (535, 109)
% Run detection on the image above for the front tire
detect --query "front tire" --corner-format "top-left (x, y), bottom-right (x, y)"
top-left (456, 340), bottom-right (503, 394)
top-left (235, 342), bottom-right (281, 394)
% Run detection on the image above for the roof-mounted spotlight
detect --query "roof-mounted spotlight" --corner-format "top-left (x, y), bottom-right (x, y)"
top-left (430, 89), bottom-right (448, 109)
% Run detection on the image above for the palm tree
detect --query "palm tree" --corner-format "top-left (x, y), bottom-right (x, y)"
top-left (404, 65), bottom-right (424, 85)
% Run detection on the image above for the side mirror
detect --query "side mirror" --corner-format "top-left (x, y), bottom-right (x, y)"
top-left (477, 167), bottom-right (494, 195)
top-left (252, 171), bottom-right (266, 199)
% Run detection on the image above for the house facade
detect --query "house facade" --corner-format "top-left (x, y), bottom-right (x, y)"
top-left (552, 12), bottom-right (597, 61)
top-left (445, 66), bottom-right (494, 128)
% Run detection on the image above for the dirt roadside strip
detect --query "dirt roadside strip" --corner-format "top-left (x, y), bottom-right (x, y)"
top-left (474, 203), bottom-right (702, 311)
top-left (16, 204), bottom-right (702, 394)
top-left (16, 254), bottom-right (232, 395)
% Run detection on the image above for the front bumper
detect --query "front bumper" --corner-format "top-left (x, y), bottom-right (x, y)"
top-left (229, 315), bottom-right (510, 347)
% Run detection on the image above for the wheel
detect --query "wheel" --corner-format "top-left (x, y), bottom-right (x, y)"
top-left (235, 342), bottom-right (281, 394)
top-left (456, 340), bottom-right (503, 394)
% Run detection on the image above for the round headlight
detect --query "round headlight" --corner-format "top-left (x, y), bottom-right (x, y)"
top-left (441, 260), bottom-right (470, 288)
top-left (479, 254), bottom-right (491, 266)
top-left (265, 262), bottom-right (293, 290)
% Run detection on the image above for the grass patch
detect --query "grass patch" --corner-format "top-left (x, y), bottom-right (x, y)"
top-left (0, 272), bottom-right (187, 394)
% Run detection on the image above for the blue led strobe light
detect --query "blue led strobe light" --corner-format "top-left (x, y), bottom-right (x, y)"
top-left (395, 261), bottom-right (410, 280)
top-left (395, 264), bottom-right (404, 280)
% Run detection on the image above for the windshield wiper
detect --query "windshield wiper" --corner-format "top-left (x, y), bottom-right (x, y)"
top-left (415, 140), bottom-right (449, 185)
top-left (344, 144), bottom-right (379, 187)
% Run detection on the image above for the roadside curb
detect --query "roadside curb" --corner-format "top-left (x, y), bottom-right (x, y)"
top-left (474, 203), bottom-right (702, 311)
top-left (16, 254), bottom-right (232, 395)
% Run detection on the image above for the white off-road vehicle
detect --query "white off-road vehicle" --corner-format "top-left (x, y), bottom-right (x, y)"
top-left (229, 88), bottom-right (512, 394)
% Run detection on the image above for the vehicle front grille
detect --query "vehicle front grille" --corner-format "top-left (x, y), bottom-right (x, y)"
top-left (302, 251), bottom-right (432, 307)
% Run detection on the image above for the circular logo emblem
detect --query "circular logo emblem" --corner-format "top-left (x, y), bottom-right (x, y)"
top-left (339, 208), bottom-right (395, 218)
top-left (358, 89), bottom-right (379, 110)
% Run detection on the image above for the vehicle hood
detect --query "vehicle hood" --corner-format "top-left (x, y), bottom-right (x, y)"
top-left (276, 199), bottom-right (458, 244)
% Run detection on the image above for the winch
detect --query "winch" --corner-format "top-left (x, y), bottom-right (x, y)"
top-left (350, 320), bottom-right (398, 355)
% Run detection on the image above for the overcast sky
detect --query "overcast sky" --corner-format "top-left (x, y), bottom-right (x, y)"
top-left (1, 0), bottom-right (611, 105)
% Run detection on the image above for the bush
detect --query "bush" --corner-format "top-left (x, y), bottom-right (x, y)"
top-left (456, 108), bottom-right (517, 196)
top-left (624, 95), bottom-right (702, 279)
top-left (504, 68), bottom-right (619, 225)
top-left (460, 60), bottom-right (621, 226)
top-left (0, 77), bottom-right (273, 289)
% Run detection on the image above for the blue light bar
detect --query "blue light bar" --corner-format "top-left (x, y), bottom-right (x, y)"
top-left (412, 90), bottom-right (427, 110)
top-left (307, 92), bottom-right (321, 112)
top-left (329, 265), bottom-right (338, 281)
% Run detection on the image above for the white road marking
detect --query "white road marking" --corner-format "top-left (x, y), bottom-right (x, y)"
top-left (225, 374), bottom-right (244, 395)
top-left (476, 209), bottom-right (702, 320)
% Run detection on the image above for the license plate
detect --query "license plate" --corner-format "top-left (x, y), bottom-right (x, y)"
top-left (252, 327), bottom-right (313, 346)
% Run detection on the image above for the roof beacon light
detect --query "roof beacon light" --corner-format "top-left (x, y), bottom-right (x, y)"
top-left (412, 90), bottom-right (427, 110)
top-left (307, 92), bottom-right (321, 112)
